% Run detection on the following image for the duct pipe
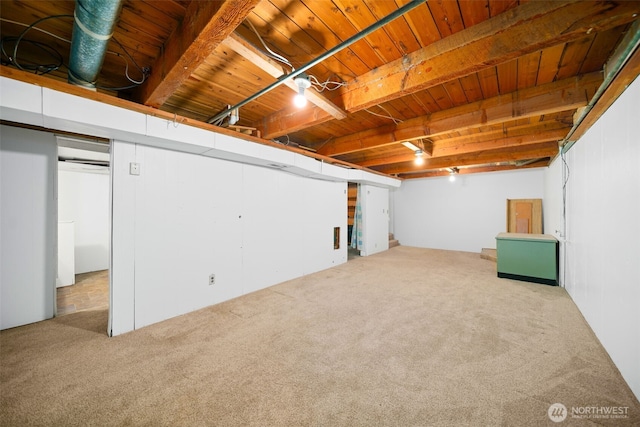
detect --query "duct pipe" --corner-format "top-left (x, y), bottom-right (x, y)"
top-left (68, 0), bottom-right (123, 89)
top-left (207, 0), bottom-right (427, 124)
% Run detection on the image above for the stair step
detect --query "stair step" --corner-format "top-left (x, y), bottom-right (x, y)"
top-left (389, 239), bottom-right (400, 248)
top-left (388, 233), bottom-right (395, 240)
top-left (480, 248), bottom-right (497, 262)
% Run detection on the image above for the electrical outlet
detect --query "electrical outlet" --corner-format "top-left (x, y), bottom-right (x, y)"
top-left (129, 162), bottom-right (140, 175)
top-left (209, 274), bottom-right (215, 286)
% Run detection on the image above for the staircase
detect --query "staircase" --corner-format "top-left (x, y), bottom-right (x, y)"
top-left (389, 233), bottom-right (400, 248)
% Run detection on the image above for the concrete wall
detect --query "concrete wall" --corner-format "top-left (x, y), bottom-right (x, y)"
top-left (393, 169), bottom-right (544, 252)
top-left (0, 125), bottom-right (57, 329)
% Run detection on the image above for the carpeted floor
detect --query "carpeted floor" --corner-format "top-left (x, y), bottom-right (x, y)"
top-left (1, 246), bottom-right (638, 426)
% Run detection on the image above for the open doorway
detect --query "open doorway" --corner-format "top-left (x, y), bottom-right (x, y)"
top-left (347, 182), bottom-right (360, 260)
top-left (56, 136), bottom-right (111, 316)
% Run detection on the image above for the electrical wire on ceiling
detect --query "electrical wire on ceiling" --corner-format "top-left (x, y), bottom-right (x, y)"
top-left (308, 74), bottom-right (347, 92)
top-left (274, 134), bottom-right (292, 146)
top-left (209, 0), bottom-right (425, 126)
top-left (271, 134), bottom-right (317, 152)
top-left (247, 20), bottom-right (295, 72)
top-left (246, 19), bottom-right (347, 92)
top-left (1, 15), bottom-right (72, 74)
top-left (0, 15), bottom-right (150, 90)
top-left (0, 36), bottom-right (64, 74)
top-left (107, 37), bottom-right (150, 88)
top-left (364, 104), bottom-right (403, 124)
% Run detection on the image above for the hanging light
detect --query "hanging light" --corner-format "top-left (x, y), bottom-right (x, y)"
top-left (414, 150), bottom-right (425, 165)
top-left (228, 106), bottom-right (239, 125)
top-left (449, 167), bottom-right (459, 182)
top-left (293, 74), bottom-right (311, 108)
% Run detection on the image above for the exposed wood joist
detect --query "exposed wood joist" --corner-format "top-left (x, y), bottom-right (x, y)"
top-left (0, 66), bottom-right (390, 179)
top-left (338, 118), bottom-right (571, 163)
top-left (355, 126), bottom-right (570, 167)
top-left (432, 127), bottom-right (568, 158)
top-left (318, 72), bottom-right (602, 157)
top-left (137, 0), bottom-right (261, 108)
top-left (1, 0), bottom-right (635, 180)
top-left (374, 141), bottom-right (559, 175)
top-left (224, 33), bottom-right (347, 120)
top-left (403, 160), bottom-right (550, 180)
top-left (258, 0), bottom-right (638, 138)
top-left (569, 27), bottom-right (640, 142)
top-left (341, 0), bottom-right (638, 111)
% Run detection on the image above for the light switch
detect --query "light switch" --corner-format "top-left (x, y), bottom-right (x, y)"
top-left (129, 162), bottom-right (140, 175)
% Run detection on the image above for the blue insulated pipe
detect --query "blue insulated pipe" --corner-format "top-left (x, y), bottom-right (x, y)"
top-left (68, 0), bottom-right (123, 88)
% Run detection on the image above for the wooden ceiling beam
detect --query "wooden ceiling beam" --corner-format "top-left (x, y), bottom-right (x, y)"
top-left (224, 33), bottom-right (347, 120)
top-left (319, 72), bottom-right (602, 156)
top-left (257, 103), bottom-right (336, 139)
top-left (341, 0), bottom-right (639, 112)
top-left (257, 1), bottom-right (637, 137)
top-left (401, 160), bottom-right (550, 180)
top-left (136, 0), bottom-right (260, 108)
top-left (432, 119), bottom-right (572, 151)
top-left (373, 141), bottom-right (559, 175)
top-left (356, 126), bottom-right (569, 167)
top-left (432, 127), bottom-right (568, 158)
top-left (570, 31), bottom-right (640, 142)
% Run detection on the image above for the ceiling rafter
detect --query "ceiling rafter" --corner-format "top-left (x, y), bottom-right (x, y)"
top-left (354, 126), bottom-right (570, 167)
top-left (403, 160), bottom-right (550, 180)
top-left (1, 0), bottom-right (635, 180)
top-left (374, 141), bottom-right (560, 176)
top-left (340, 0), bottom-right (637, 111)
top-left (318, 72), bottom-right (603, 157)
top-left (223, 32), bottom-right (347, 120)
top-left (256, 0), bottom-right (637, 139)
top-left (136, 0), bottom-right (261, 108)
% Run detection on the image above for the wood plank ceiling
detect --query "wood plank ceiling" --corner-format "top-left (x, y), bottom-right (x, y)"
top-left (1, 1), bottom-right (639, 179)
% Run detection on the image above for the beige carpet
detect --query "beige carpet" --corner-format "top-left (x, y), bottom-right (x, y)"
top-left (1, 246), bottom-right (638, 426)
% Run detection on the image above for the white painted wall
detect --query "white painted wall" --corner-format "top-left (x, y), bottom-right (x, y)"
top-left (111, 142), bottom-right (347, 334)
top-left (58, 164), bottom-right (110, 274)
top-left (0, 125), bottom-right (57, 329)
top-left (561, 76), bottom-right (640, 399)
top-left (543, 156), bottom-right (565, 285)
top-left (360, 184), bottom-right (389, 256)
top-left (393, 169), bottom-right (544, 252)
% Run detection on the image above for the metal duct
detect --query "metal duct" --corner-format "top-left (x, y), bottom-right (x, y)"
top-left (68, 0), bottom-right (123, 89)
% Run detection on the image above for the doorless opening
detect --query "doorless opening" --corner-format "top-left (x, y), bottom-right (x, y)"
top-left (56, 136), bottom-right (111, 321)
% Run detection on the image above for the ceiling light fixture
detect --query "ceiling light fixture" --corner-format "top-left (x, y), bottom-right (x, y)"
top-left (414, 149), bottom-right (425, 165)
top-left (449, 167), bottom-right (459, 182)
top-left (402, 141), bottom-right (421, 151)
top-left (228, 106), bottom-right (239, 125)
top-left (207, 0), bottom-right (426, 125)
top-left (293, 74), bottom-right (311, 108)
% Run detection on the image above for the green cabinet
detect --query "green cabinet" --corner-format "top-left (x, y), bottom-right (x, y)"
top-left (496, 233), bottom-right (558, 286)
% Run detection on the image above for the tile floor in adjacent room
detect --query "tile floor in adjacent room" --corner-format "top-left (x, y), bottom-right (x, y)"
top-left (56, 270), bottom-right (109, 316)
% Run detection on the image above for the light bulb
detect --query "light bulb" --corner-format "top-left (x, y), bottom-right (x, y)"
top-left (293, 91), bottom-right (307, 108)
top-left (414, 150), bottom-right (424, 165)
top-left (449, 174), bottom-right (456, 182)
top-left (229, 108), bottom-right (239, 125)
top-left (293, 75), bottom-right (311, 108)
